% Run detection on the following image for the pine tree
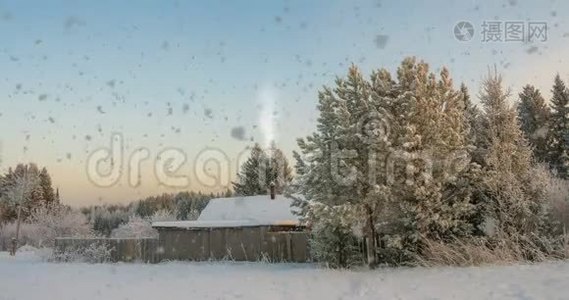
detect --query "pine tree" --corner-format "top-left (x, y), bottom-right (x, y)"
top-left (380, 60), bottom-right (478, 256)
top-left (517, 84), bottom-right (550, 162)
top-left (293, 58), bottom-right (479, 267)
top-left (547, 75), bottom-right (569, 178)
top-left (39, 167), bottom-right (56, 204)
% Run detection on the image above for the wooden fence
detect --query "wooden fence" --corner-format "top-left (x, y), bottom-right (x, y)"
top-left (157, 227), bottom-right (310, 263)
top-left (53, 228), bottom-right (310, 263)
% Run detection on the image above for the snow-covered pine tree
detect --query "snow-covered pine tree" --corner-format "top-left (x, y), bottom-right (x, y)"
top-left (478, 70), bottom-right (548, 238)
top-left (293, 57), bottom-right (479, 267)
top-left (517, 85), bottom-right (550, 163)
top-left (233, 143), bottom-right (292, 196)
top-left (375, 59), bottom-right (478, 262)
top-left (547, 75), bottom-right (569, 178)
top-left (293, 65), bottom-right (372, 267)
top-left (233, 143), bottom-right (268, 196)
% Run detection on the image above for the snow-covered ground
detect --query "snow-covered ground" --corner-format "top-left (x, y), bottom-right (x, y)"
top-left (1, 251), bottom-right (569, 300)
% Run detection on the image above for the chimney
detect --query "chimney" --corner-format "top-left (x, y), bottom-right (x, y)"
top-left (269, 182), bottom-right (276, 200)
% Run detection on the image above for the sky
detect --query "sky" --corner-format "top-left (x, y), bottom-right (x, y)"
top-left (0, 0), bottom-right (568, 207)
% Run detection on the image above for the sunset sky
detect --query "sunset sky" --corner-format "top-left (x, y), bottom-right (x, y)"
top-left (1, 0), bottom-right (568, 207)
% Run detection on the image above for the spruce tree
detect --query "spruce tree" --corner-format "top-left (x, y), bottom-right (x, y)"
top-left (517, 84), bottom-right (550, 162)
top-left (547, 75), bottom-right (569, 178)
top-left (478, 70), bottom-right (547, 237)
top-left (233, 144), bottom-right (267, 196)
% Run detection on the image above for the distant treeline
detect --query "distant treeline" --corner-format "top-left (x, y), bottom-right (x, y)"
top-left (80, 190), bottom-right (233, 236)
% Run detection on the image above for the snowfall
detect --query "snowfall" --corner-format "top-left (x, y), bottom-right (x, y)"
top-left (2, 250), bottom-right (569, 300)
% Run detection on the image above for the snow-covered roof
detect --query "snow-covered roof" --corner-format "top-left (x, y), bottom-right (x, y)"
top-left (152, 194), bottom-right (301, 229)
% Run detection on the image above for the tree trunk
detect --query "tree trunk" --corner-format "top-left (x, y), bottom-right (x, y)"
top-left (365, 205), bottom-right (376, 268)
top-left (12, 205), bottom-right (22, 256)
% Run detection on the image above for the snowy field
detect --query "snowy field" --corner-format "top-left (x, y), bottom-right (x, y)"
top-left (1, 251), bottom-right (569, 300)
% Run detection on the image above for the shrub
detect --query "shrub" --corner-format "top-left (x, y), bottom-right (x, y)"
top-left (28, 205), bottom-right (92, 247)
top-left (0, 204), bottom-right (92, 249)
top-left (51, 241), bottom-right (113, 263)
top-left (110, 209), bottom-right (176, 239)
top-left (415, 235), bottom-right (568, 267)
top-left (110, 217), bottom-right (158, 239)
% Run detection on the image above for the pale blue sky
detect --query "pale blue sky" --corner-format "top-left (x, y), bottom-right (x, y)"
top-left (1, 0), bottom-right (568, 206)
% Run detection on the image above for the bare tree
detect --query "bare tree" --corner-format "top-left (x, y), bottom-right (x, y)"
top-left (1, 172), bottom-right (39, 255)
